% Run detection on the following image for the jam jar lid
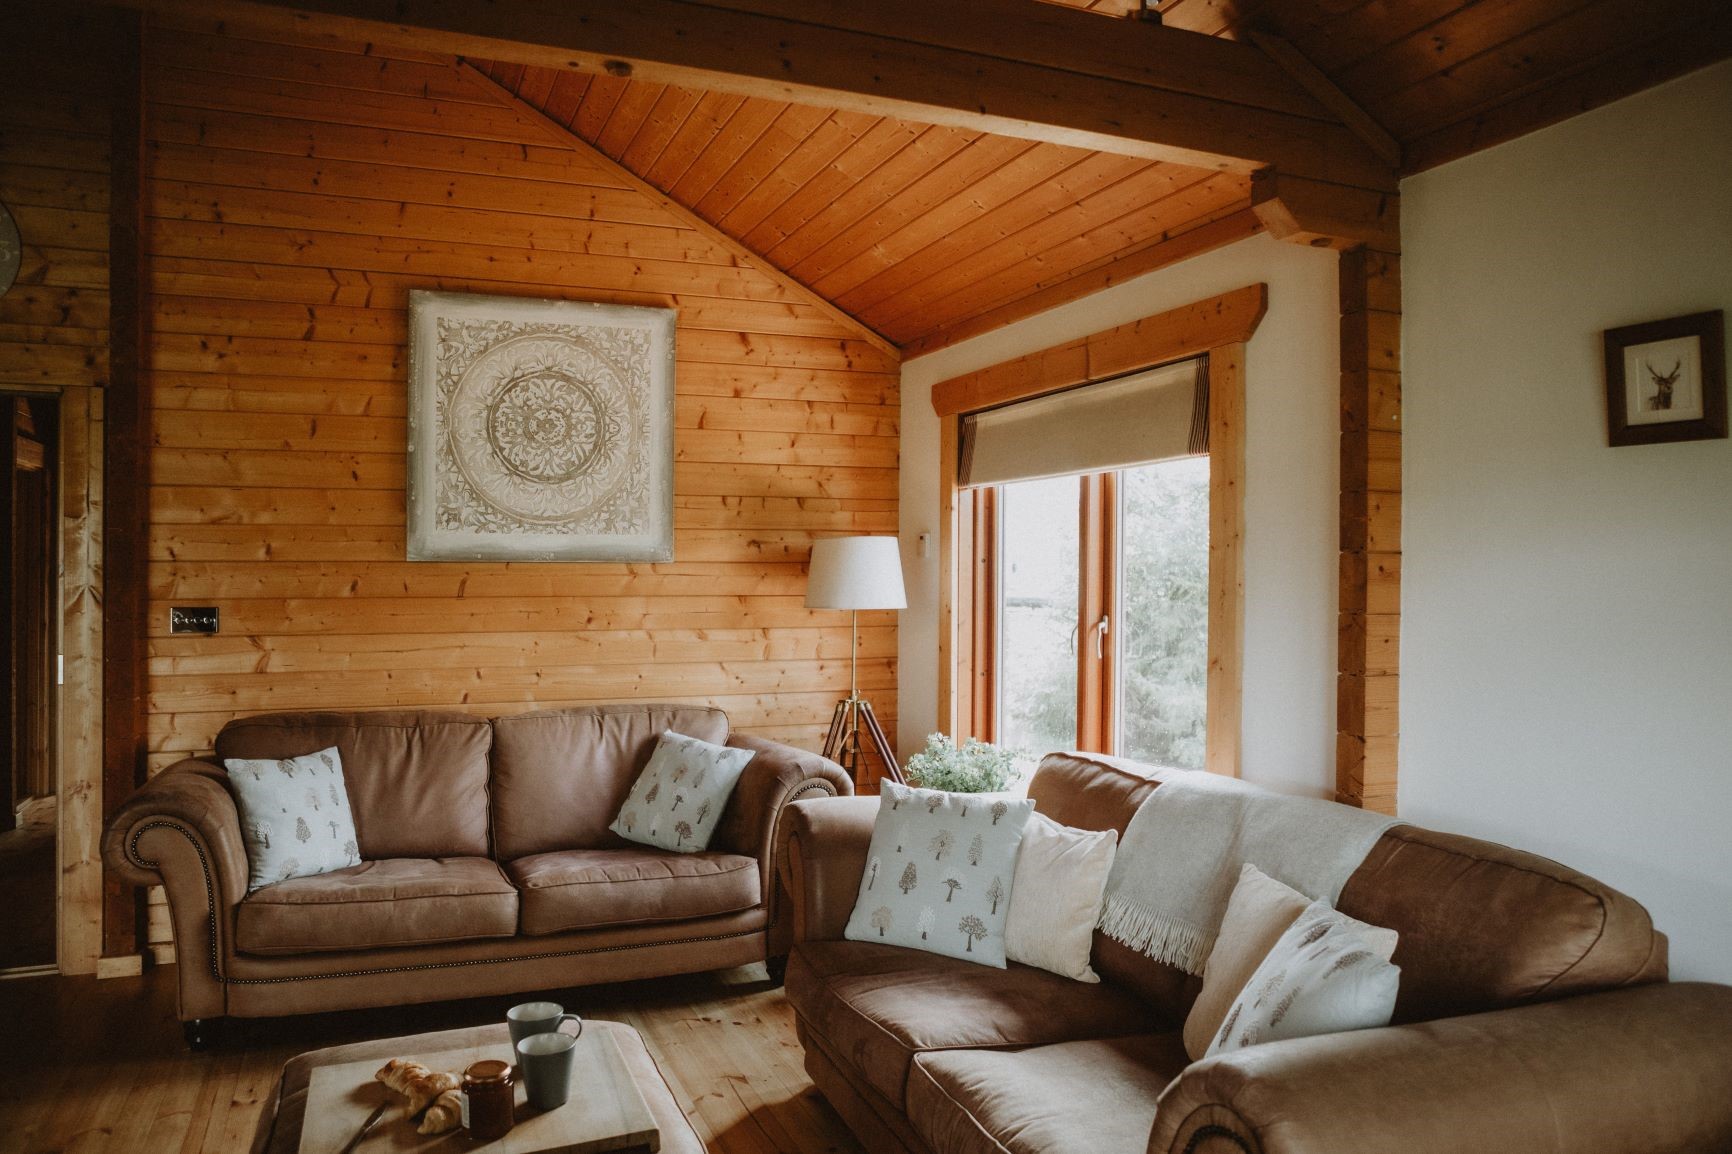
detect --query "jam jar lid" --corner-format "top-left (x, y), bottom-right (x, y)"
top-left (464, 1059), bottom-right (513, 1086)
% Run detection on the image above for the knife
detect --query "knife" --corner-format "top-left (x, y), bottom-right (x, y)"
top-left (337, 1101), bottom-right (389, 1154)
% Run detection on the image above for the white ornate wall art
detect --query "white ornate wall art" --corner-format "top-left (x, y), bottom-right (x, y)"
top-left (406, 291), bottom-right (676, 561)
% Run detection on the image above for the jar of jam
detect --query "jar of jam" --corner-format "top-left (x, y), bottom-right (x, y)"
top-left (462, 1059), bottom-right (515, 1141)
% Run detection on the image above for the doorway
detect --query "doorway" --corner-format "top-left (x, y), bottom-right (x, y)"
top-left (1, 393), bottom-right (59, 973)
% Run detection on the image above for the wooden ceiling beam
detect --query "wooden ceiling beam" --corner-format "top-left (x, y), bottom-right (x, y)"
top-left (120, 0), bottom-right (1398, 191)
top-left (1247, 29), bottom-right (1402, 168)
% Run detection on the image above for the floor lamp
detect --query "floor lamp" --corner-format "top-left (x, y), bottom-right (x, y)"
top-left (806, 536), bottom-right (906, 785)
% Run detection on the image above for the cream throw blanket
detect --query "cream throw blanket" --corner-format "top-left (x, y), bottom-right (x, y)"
top-left (1097, 769), bottom-right (1401, 975)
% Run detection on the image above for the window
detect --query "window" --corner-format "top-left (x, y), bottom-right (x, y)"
top-left (986, 457), bottom-right (1210, 768)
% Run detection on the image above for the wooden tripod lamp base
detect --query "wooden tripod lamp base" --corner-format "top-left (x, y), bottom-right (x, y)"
top-left (822, 695), bottom-right (903, 785)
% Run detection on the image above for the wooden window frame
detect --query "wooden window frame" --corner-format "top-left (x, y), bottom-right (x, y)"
top-left (934, 285), bottom-right (1265, 775)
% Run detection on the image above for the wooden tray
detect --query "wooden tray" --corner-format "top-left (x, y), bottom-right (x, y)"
top-left (300, 1030), bottom-right (661, 1153)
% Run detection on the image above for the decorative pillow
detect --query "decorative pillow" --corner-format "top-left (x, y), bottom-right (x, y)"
top-left (1185, 864), bottom-right (1398, 1059)
top-left (223, 747), bottom-right (360, 892)
top-left (609, 731), bottom-right (754, 853)
top-left (1204, 899), bottom-right (1402, 1057)
top-left (1003, 813), bottom-right (1117, 982)
top-left (843, 782), bottom-right (1035, 967)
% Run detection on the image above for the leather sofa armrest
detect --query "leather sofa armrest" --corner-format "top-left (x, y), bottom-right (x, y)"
top-left (777, 795), bottom-right (880, 945)
top-left (1147, 982), bottom-right (1732, 1154)
top-left (717, 735), bottom-right (853, 945)
top-left (103, 759), bottom-right (249, 902)
top-left (102, 759), bottom-right (250, 1021)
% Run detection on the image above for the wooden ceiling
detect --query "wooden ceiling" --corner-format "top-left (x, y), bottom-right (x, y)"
top-left (473, 59), bottom-right (1253, 353)
top-left (1042, 0), bottom-right (1732, 172)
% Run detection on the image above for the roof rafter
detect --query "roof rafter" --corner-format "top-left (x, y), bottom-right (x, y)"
top-left (121, 0), bottom-right (1398, 191)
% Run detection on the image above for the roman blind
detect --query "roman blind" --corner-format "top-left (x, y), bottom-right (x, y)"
top-left (957, 355), bottom-right (1208, 488)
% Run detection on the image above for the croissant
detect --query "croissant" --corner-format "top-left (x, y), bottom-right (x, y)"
top-left (419, 1089), bottom-right (463, 1135)
top-left (374, 1058), bottom-right (462, 1116)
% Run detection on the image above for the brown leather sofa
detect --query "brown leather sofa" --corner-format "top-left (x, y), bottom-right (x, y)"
top-left (104, 704), bottom-right (851, 1045)
top-left (779, 751), bottom-right (1732, 1154)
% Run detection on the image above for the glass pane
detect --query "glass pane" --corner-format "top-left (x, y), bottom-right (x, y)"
top-left (1116, 457), bottom-right (1209, 769)
top-left (996, 474), bottom-right (1080, 757)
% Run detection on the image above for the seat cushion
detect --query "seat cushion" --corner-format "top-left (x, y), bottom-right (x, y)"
top-left (235, 857), bottom-right (518, 955)
top-left (490, 705), bottom-right (731, 860)
top-left (907, 1033), bottom-right (1191, 1154)
top-left (507, 848), bottom-right (760, 936)
top-left (216, 711), bottom-right (493, 859)
top-left (785, 939), bottom-right (1162, 1111)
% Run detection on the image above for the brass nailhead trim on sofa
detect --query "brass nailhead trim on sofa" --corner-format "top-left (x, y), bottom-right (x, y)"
top-left (1182, 1124), bottom-right (1255, 1154)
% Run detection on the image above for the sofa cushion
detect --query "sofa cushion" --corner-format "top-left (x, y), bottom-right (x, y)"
top-left (216, 711), bottom-right (492, 859)
top-left (785, 939), bottom-right (1161, 1111)
top-left (490, 705), bottom-right (731, 860)
top-left (508, 848), bottom-right (760, 936)
top-left (1336, 824), bottom-right (1667, 1023)
top-left (235, 858), bottom-right (517, 954)
top-left (907, 1033), bottom-right (1191, 1154)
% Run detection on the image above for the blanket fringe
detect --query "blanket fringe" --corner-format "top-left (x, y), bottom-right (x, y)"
top-left (1097, 896), bottom-right (1216, 976)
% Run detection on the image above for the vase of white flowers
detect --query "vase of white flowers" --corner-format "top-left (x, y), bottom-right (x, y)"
top-left (902, 733), bottom-right (1029, 793)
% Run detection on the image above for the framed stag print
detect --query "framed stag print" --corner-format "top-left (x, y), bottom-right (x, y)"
top-left (406, 291), bottom-right (676, 561)
top-left (1603, 310), bottom-right (1726, 447)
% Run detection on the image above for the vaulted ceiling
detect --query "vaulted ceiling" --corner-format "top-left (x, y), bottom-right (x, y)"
top-left (472, 59), bottom-right (1253, 353)
top-left (1042, 0), bottom-right (1732, 172)
top-left (464, 0), bottom-right (1729, 353)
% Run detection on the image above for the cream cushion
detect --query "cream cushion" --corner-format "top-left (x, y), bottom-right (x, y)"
top-left (1204, 898), bottom-right (1402, 1056)
top-left (1184, 863), bottom-right (1398, 1059)
top-left (1003, 813), bottom-right (1118, 982)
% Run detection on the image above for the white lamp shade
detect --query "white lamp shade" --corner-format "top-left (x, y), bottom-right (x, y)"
top-left (805, 536), bottom-right (907, 610)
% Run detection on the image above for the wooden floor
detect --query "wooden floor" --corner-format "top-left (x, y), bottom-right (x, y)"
top-left (0, 960), bottom-right (864, 1154)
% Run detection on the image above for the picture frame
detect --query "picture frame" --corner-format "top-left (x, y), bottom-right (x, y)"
top-left (406, 290), bottom-right (677, 562)
top-left (1602, 309), bottom-right (1726, 447)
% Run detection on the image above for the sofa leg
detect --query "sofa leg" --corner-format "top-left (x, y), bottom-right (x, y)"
top-left (183, 1018), bottom-right (214, 1051)
top-left (766, 955), bottom-right (788, 986)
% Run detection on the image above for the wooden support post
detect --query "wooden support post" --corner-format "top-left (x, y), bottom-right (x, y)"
top-left (1205, 344), bottom-right (1246, 778)
top-left (101, 10), bottom-right (149, 960)
top-left (1337, 246), bottom-right (1401, 814)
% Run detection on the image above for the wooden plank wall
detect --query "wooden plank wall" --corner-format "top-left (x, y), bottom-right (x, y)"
top-left (0, 10), bottom-right (112, 974)
top-left (140, 22), bottom-right (901, 946)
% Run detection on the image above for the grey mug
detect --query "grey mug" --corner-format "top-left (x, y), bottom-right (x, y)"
top-left (515, 1031), bottom-right (578, 1111)
top-left (506, 1000), bottom-right (584, 1048)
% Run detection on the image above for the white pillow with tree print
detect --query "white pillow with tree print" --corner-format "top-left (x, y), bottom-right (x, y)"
top-left (609, 731), bottom-right (755, 853)
top-left (1205, 899), bottom-right (1401, 1057)
top-left (843, 782), bottom-right (1034, 967)
top-left (223, 747), bottom-right (360, 892)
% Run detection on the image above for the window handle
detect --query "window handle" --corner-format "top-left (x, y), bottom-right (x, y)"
top-left (1094, 614), bottom-right (1110, 660)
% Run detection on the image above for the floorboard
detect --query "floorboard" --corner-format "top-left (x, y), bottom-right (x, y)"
top-left (0, 960), bottom-right (864, 1153)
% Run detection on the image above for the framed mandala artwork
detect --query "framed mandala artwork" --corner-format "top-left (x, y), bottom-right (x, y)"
top-left (406, 291), bottom-right (676, 561)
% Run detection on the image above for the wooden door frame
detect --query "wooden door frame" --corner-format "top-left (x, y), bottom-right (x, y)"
top-left (0, 384), bottom-right (105, 977)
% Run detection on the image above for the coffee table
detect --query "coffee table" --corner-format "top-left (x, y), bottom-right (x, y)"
top-left (249, 1020), bottom-right (703, 1154)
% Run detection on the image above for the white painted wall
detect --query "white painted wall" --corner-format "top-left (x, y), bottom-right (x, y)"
top-left (897, 233), bottom-right (1342, 798)
top-left (1402, 61), bottom-right (1732, 982)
